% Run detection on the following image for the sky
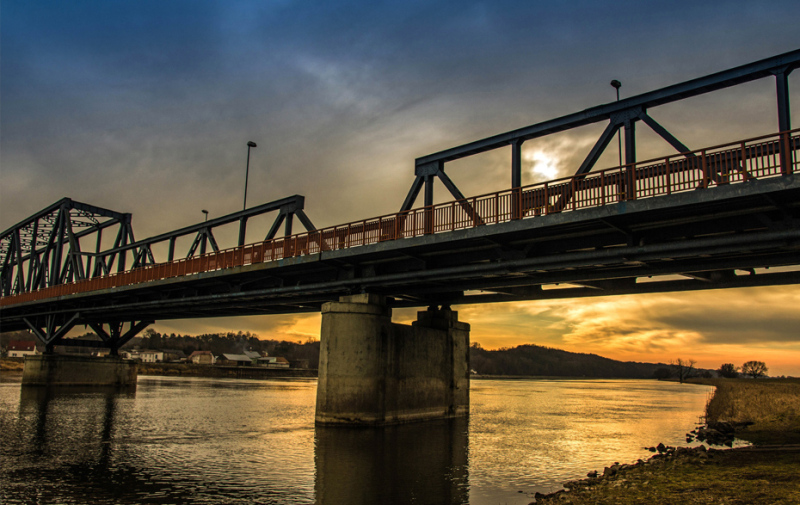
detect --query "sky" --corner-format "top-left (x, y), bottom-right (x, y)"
top-left (2, 0), bottom-right (799, 375)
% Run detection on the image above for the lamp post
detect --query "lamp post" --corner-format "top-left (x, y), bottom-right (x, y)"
top-left (243, 141), bottom-right (257, 211)
top-left (610, 80), bottom-right (622, 166)
top-left (202, 209), bottom-right (209, 222)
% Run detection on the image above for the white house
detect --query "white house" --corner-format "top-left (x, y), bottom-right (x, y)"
top-left (8, 341), bottom-right (38, 358)
top-left (139, 350), bottom-right (164, 363)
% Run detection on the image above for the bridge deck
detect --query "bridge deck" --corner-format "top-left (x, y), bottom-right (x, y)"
top-left (1, 131), bottom-right (799, 331)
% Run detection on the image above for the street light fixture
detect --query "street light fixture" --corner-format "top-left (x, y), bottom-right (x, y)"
top-left (610, 80), bottom-right (622, 166)
top-left (243, 141), bottom-right (257, 211)
top-left (202, 209), bottom-right (209, 222)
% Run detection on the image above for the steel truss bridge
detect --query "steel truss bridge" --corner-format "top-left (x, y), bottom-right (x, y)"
top-left (1, 49), bottom-right (799, 352)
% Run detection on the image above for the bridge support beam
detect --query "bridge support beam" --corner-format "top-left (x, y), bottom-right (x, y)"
top-left (315, 294), bottom-right (470, 426)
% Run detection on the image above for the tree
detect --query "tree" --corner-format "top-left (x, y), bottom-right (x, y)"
top-left (653, 367), bottom-right (671, 380)
top-left (718, 363), bottom-right (739, 378)
top-left (741, 360), bottom-right (768, 379)
top-left (670, 358), bottom-right (696, 383)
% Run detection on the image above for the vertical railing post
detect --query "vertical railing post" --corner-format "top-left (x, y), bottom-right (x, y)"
top-left (571, 178), bottom-right (577, 210)
top-left (543, 183), bottom-right (549, 215)
top-left (424, 205), bottom-right (432, 235)
top-left (665, 157), bottom-right (671, 195)
top-left (511, 139), bottom-right (523, 220)
top-left (601, 172), bottom-right (606, 206)
top-left (781, 132), bottom-right (791, 176)
top-left (701, 149), bottom-right (709, 189)
top-left (740, 141), bottom-right (749, 181)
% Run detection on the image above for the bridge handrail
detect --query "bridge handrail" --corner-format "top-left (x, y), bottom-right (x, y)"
top-left (2, 129), bottom-right (798, 307)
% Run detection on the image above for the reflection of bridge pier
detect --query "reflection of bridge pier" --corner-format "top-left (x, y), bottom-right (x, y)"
top-left (18, 386), bottom-right (129, 465)
top-left (316, 294), bottom-right (470, 425)
top-left (315, 418), bottom-right (469, 505)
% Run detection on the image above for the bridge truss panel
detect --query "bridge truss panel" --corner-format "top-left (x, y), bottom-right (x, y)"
top-left (402, 49), bottom-right (799, 211)
top-left (0, 198), bottom-right (133, 297)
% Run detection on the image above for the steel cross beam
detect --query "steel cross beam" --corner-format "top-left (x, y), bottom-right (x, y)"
top-left (88, 320), bottom-right (153, 355)
top-left (402, 49), bottom-right (799, 210)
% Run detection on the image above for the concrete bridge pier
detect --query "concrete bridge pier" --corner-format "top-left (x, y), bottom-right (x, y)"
top-left (22, 354), bottom-right (138, 387)
top-left (315, 294), bottom-right (470, 426)
top-left (21, 316), bottom-right (145, 387)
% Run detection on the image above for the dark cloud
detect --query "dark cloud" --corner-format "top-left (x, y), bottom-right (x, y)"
top-left (653, 302), bottom-right (800, 345)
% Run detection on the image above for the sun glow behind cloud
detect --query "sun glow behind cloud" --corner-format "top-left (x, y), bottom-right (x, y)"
top-left (525, 150), bottom-right (559, 180)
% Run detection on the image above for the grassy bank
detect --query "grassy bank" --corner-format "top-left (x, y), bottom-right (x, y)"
top-left (536, 378), bottom-right (800, 504)
top-left (703, 378), bottom-right (800, 445)
top-left (0, 358), bottom-right (317, 380)
top-left (1, 358), bottom-right (25, 372)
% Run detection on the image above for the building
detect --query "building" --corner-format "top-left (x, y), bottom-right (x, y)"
top-left (188, 350), bottom-right (215, 365)
top-left (120, 350), bottom-right (141, 360)
top-left (161, 349), bottom-right (186, 362)
top-left (139, 350), bottom-right (164, 363)
top-left (135, 349), bottom-right (186, 363)
top-left (218, 353), bottom-right (255, 366)
top-left (255, 356), bottom-right (291, 368)
top-left (7, 340), bottom-right (38, 358)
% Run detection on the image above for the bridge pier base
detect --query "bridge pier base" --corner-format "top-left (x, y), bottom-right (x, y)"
top-left (22, 354), bottom-right (138, 387)
top-left (315, 294), bottom-right (470, 426)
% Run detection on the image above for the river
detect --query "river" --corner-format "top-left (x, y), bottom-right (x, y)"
top-left (0, 376), bottom-right (715, 504)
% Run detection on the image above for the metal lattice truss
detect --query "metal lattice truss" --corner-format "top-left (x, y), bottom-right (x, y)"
top-left (401, 49), bottom-right (799, 211)
top-left (0, 198), bottom-right (133, 297)
top-left (1, 195), bottom-right (315, 297)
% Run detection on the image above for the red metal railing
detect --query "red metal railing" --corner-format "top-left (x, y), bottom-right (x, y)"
top-left (2, 129), bottom-right (798, 307)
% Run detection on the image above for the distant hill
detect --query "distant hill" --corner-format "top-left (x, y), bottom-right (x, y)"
top-left (470, 343), bottom-right (674, 379)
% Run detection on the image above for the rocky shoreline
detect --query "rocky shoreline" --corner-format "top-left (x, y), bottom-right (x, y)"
top-left (534, 444), bottom-right (718, 503)
top-left (532, 424), bottom-right (800, 504)
top-left (533, 422), bottom-right (753, 503)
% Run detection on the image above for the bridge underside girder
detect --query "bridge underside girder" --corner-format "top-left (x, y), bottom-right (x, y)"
top-left (2, 174), bottom-right (799, 331)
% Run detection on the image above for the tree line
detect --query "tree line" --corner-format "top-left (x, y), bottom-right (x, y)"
top-left (718, 361), bottom-right (769, 379)
top-left (131, 329), bottom-right (321, 365)
top-left (469, 342), bottom-right (672, 378)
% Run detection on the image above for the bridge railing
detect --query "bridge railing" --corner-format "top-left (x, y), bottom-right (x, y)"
top-left (2, 129), bottom-right (798, 307)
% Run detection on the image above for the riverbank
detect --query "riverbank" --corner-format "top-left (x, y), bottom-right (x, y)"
top-left (535, 378), bottom-right (800, 504)
top-left (137, 361), bottom-right (317, 379)
top-left (0, 358), bottom-right (317, 381)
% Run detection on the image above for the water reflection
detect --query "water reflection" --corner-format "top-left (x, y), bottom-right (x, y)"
top-left (315, 418), bottom-right (469, 505)
top-left (8, 387), bottom-right (191, 505)
top-left (19, 386), bottom-right (130, 457)
top-left (1, 377), bottom-right (716, 505)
